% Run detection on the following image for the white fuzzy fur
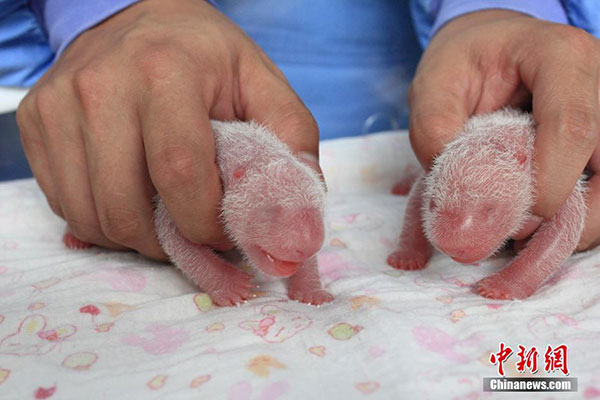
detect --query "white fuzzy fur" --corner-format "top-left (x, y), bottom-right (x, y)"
top-left (422, 107), bottom-right (586, 261)
top-left (423, 109), bottom-right (535, 250)
top-left (388, 108), bottom-right (587, 299)
top-left (154, 120), bottom-right (326, 278)
top-left (212, 120), bottom-right (325, 259)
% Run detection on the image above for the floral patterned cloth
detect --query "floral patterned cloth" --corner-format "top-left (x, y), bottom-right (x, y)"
top-left (1, 131), bottom-right (599, 399)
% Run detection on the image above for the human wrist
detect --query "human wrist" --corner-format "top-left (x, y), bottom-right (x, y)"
top-left (432, 0), bottom-right (567, 35)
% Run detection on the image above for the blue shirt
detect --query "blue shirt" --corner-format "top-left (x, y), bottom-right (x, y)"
top-left (0, 0), bottom-right (595, 139)
top-left (0, 0), bottom-right (53, 86)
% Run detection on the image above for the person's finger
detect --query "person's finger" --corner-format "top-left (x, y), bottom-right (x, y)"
top-left (35, 85), bottom-right (124, 249)
top-left (74, 70), bottom-right (167, 259)
top-left (239, 66), bottom-right (322, 175)
top-left (141, 67), bottom-right (230, 247)
top-left (518, 28), bottom-right (600, 219)
top-left (407, 51), bottom-right (470, 169)
top-left (511, 215), bottom-right (542, 241)
top-left (16, 93), bottom-right (63, 217)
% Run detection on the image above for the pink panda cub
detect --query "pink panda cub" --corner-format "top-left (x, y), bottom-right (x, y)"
top-left (387, 108), bottom-right (586, 300)
top-left (66, 120), bottom-right (333, 307)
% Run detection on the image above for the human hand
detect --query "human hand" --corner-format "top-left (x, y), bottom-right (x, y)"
top-left (409, 9), bottom-right (600, 250)
top-left (17, 0), bottom-right (319, 259)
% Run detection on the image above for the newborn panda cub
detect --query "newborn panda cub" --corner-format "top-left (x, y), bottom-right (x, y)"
top-left (64, 121), bottom-right (333, 307)
top-left (387, 108), bottom-right (586, 300)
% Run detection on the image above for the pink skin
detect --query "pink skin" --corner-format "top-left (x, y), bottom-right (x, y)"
top-left (63, 232), bottom-right (93, 249)
top-left (387, 175), bottom-right (432, 270)
top-left (287, 256), bottom-right (334, 305)
top-left (388, 109), bottom-right (586, 299)
top-left (477, 187), bottom-right (585, 299)
top-left (66, 121), bottom-right (332, 307)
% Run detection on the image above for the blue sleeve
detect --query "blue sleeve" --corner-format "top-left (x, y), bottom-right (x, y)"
top-left (410, 0), bottom-right (568, 48)
top-left (562, 0), bottom-right (600, 39)
top-left (29, 0), bottom-right (142, 56)
top-left (29, 0), bottom-right (219, 56)
top-left (0, 0), bottom-right (54, 87)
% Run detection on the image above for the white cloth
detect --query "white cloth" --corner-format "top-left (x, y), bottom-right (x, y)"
top-left (0, 87), bottom-right (27, 114)
top-left (1, 131), bottom-right (599, 399)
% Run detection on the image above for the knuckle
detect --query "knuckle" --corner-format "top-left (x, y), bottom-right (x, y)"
top-left (33, 86), bottom-right (56, 119)
top-left (134, 45), bottom-right (181, 82)
top-left (15, 105), bottom-right (28, 131)
top-left (552, 25), bottom-right (595, 54)
top-left (15, 97), bottom-right (36, 134)
top-left (67, 218), bottom-right (103, 244)
top-left (16, 93), bottom-right (33, 120)
top-left (98, 206), bottom-right (144, 245)
top-left (73, 67), bottom-right (106, 108)
top-left (152, 147), bottom-right (201, 191)
top-left (545, 26), bottom-right (597, 66)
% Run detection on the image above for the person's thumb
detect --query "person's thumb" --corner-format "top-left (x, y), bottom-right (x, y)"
top-left (240, 67), bottom-right (323, 179)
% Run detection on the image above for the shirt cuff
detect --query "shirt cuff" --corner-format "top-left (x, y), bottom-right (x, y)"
top-left (432, 0), bottom-right (568, 36)
top-left (30, 0), bottom-right (219, 57)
